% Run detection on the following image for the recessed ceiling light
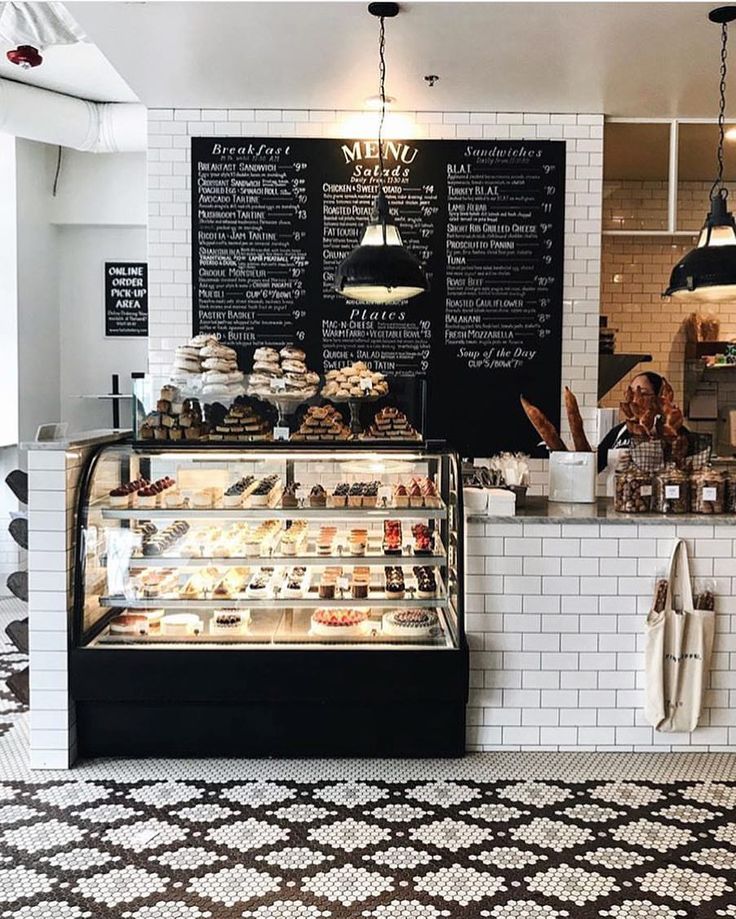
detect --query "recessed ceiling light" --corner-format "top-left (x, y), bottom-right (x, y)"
top-left (726, 126), bottom-right (736, 141)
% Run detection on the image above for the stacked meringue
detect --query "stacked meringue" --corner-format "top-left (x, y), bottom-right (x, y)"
top-left (170, 334), bottom-right (244, 396)
top-left (247, 345), bottom-right (319, 397)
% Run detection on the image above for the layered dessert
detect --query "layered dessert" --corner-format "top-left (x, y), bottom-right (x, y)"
top-left (309, 484), bottom-right (327, 507)
top-left (136, 477), bottom-right (176, 509)
top-left (382, 608), bottom-right (439, 638)
top-left (109, 477), bottom-right (149, 508)
top-left (383, 520), bottom-right (402, 555)
top-left (384, 566), bottom-right (405, 600)
top-left (140, 520), bottom-right (189, 557)
top-left (280, 520), bottom-right (308, 556)
top-left (223, 475), bottom-right (257, 508)
top-left (281, 482), bottom-right (300, 509)
top-left (109, 609), bottom-right (163, 635)
top-left (414, 565), bottom-right (438, 599)
top-left (282, 566), bottom-right (308, 598)
top-left (310, 607), bottom-right (371, 638)
top-left (247, 474), bottom-right (281, 508)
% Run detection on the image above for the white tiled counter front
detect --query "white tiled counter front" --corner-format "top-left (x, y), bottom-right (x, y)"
top-left (465, 500), bottom-right (736, 753)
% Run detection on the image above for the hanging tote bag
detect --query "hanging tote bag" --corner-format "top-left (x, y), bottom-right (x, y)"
top-left (645, 538), bottom-right (715, 732)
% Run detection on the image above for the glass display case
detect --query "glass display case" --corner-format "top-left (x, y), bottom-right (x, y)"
top-left (70, 441), bottom-right (467, 757)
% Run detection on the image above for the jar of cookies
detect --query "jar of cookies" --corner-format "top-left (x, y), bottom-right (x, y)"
top-left (653, 464), bottom-right (689, 514)
top-left (614, 462), bottom-right (654, 514)
top-left (690, 467), bottom-right (726, 514)
top-left (725, 472), bottom-right (736, 514)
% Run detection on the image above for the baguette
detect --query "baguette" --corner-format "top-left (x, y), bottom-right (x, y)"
top-left (520, 396), bottom-right (567, 452)
top-left (564, 387), bottom-right (592, 452)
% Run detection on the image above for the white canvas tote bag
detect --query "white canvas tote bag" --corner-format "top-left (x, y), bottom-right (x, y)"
top-left (645, 538), bottom-right (715, 733)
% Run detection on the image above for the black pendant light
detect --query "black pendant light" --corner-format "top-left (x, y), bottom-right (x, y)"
top-left (665, 6), bottom-right (736, 301)
top-left (335, 2), bottom-right (429, 304)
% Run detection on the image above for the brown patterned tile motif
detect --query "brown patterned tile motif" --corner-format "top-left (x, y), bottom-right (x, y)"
top-left (0, 778), bottom-right (733, 917)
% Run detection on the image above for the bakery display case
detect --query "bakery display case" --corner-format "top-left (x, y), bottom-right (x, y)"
top-left (70, 442), bottom-right (467, 757)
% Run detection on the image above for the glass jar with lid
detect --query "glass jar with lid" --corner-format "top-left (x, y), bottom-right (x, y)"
top-left (690, 467), bottom-right (725, 514)
top-left (653, 464), bottom-right (689, 514)
top-left (614, 462), bottom-right (654, 513)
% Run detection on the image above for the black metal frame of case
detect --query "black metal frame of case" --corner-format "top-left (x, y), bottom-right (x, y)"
top-left (69, 439), bottom-right (468, 758)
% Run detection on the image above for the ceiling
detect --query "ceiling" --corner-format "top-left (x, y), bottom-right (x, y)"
top-left (64, 1), bottom-right (729, 117)
top-left (0, 35), bottom-right (137, 103)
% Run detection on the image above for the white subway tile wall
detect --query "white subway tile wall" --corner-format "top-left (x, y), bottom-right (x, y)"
top-left (466, 518), bottom-right (736, 752)
top-left (27, 446), bottom-right (92, 769)
top-left (146, 109), bottom-right (604, 491)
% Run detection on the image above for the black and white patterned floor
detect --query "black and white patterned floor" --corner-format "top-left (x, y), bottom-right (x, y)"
top-left (1, 776), bottom-right (736, 918)
top-left (0, 600), bottom-right (734, 918)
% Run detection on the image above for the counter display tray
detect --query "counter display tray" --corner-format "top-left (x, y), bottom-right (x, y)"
top-left (90, 607), bottom-right (454, 650)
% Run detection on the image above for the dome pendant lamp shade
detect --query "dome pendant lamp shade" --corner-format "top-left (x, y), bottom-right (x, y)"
top-left (334, 2), bottom-right (429, 304)
top-left (664, 189), bottom-right (736, 301)
top-left (335, 188), bottom-right (429, 303)
top-left (665, 6), bottom-right (736, 301)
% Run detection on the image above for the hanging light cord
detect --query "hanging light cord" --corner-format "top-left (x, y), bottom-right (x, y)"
top-left (711, 20), bottom-right (729, 201)
top-left (377, 14), bottom-right (387, 182)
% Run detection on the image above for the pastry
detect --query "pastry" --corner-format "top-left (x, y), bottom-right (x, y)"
top-left (382, 608), bottom-right (439, 638)
top-left (283, 566), bottom-right (308, 598)
top-left (383, 520), bottom-right (402, 555)
top-left (564, 387), bottom-right (592, 453)
top-left (310, 608), bottom-right (370, 638)
top-left (247, 474), bottom-right (281, 507)
top-left (321, 361), bottom-right (389, 400)
top-left (109, 477), bottom-right (149, 508)
top-left (317, 525), bottom-right (337, 555)
top-left (309, 484), bottom-right (327, 507)
top-left (414, 565), bottom-right (437, 599)
top-left (520, 395), bottom-right (567, 452)
top-left (348, 528), bottom-right (368, 556)
top-left (393, 484), bottom-right (409, 508)
top-left (384, 565), bottom-right (405, 600)
top-left (161, 613), bottom-right (203, 636)
top-left (211, 609), bottom-right (250, 634)
top-left (328, 483), bottom-right (349, 508)
top-left (282, 482), bottom-right (301, 509)
top-left (363, 406), bottom-right (421, 441)
top-left (291, 405), bottom-right (351, 442)
top-left (223, 475), bottom-right (257, 508)
top-left (248, 344), bottom-right (318, 399)
top-left (408, 481), bottom-right (423, 508)
top-left (411, 523), bottom-right (433, 555)
top-left (136, 477), bottom-right (175, 509)
top-left (109, 612), bottom-right (151, 635)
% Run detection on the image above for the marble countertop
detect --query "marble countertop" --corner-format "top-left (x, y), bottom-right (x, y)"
top-left (21, 430), bottom-right (130, 451)
top-left (468, 496), bottom-right (736, 525)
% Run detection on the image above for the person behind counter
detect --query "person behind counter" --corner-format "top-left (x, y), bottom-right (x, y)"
top-left (597, 371), bottom-right (697, 473)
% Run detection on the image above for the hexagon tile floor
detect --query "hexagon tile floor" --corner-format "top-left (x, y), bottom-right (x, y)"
top-left (0, 599), bottom-right (735, 918)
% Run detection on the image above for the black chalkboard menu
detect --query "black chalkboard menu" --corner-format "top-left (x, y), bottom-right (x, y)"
top-left (105, 262), bottom-right (148, 337)
top-left (192, 138), bottom-right (565, 456)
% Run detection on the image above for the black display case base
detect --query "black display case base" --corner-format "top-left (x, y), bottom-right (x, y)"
top-left (76, 700), bottom-right (466, 758)
top-left (71, 645), bottom-right (469, 759)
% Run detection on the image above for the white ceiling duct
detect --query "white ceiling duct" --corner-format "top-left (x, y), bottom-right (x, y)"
top-left (0, 1), bottom-right (86, 48)
top-left (0, 77), bottom-right (145, 152)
